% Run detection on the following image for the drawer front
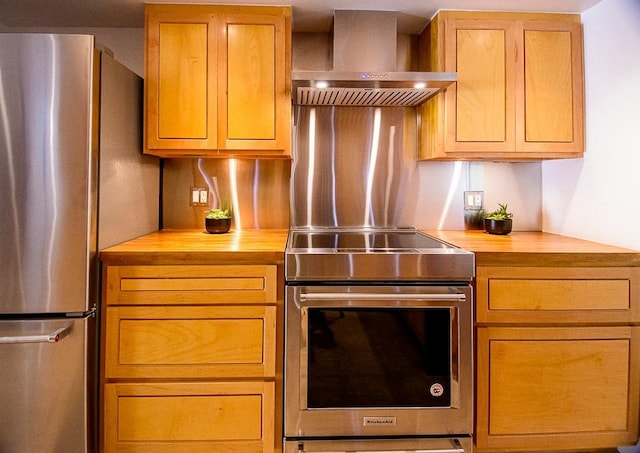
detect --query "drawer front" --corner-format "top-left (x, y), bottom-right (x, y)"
top-left (105, 305), bottom-right (276, 378)
top-left (476, 267), bottom-right (640, 323)
top-left (104, 381), bottom-right (274, 453)
top-left (476, 326), bottom-right (640, 450)
top-left (105, 265), bottom-right (278, 305)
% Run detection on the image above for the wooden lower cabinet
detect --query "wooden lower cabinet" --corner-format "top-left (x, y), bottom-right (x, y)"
top-left (474, 266), bottom-right (640, 452)
top-left (101, 264), bottom-right (279, 453)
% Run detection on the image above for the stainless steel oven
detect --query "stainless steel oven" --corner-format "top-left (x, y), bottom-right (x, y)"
top-left (284, 228), bottom-right (475, 453)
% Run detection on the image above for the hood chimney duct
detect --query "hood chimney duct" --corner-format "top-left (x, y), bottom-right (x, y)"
top-left (333, 10), bottom-right (397, 72)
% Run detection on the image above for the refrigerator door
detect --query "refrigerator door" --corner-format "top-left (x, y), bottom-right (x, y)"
top-left (0, 316), bottom-right (96, 452)
top-left (0, 33), bottom-right (96, 315)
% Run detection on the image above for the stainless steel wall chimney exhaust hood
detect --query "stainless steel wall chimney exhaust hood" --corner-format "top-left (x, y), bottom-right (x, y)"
top-left (292, 10), bottom-right (456, 107)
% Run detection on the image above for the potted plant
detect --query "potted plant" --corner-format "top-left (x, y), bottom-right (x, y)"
top-left (484, 203), bottom-right (513, 235)
top-left (204, 207), bottom-right (232, 234)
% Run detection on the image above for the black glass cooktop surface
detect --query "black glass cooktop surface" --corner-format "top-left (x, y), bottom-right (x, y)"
top-left (287, 228), bottom-right (452, 252)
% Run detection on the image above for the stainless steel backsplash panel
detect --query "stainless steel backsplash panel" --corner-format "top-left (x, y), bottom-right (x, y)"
top-left (162, 158), bottom-right (291, 230)
top-left (291, 106), bottom-right (418, 228)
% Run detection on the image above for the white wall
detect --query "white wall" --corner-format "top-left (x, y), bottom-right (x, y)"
top-left (542, 0), bottom-right (640, 250)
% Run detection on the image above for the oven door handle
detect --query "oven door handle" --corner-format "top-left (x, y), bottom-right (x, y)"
top-left (300, 292), bottom-right (466, 303)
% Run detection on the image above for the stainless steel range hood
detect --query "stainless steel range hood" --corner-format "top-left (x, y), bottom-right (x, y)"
top-left (292, 10), bottom-right (456, 107)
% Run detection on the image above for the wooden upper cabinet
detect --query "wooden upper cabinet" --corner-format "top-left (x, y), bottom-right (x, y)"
top-left (144, 4), bottom-right (291, 158)
top-left (418, 11), bottom-right (584, 161)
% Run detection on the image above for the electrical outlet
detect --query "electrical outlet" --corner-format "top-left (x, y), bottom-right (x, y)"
top-left (190, 187), bottom-right (208, 207)
top-left (464, 191), bottom-right (484, 230)
top-left (464, 191), bottom-right (483, 210)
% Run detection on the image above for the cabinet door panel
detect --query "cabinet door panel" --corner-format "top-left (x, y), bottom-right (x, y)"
top-left (444, 19), bottom-right (516, 154)
top-left (218, 13), bottom-right (289, 153)
top-left (476, 326), bottom-right (640, 450)
top-left (105, 305), bottom-right (277, 378)
top-left (523, 30), bottom-right (573, 142)
top-left (145, 8), bottom-right (218, 152)
top-left (106, 264), bottom-right (278, 305)
top-left (456, 28), bottom-right (507, 143)
top-left (104, 381), bottom-right (275, 453)
top-left (158, 23), bottom-right (208, 140)
top-left (227, 23), bottom-right (276, 139)
top-left (476, 266), bottom-right (639, 324)
top-left (516, 20), bottom-right (584, 155)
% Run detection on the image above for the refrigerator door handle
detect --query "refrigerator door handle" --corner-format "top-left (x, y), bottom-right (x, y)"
top-left (0, 325), bottom-right (71, 344)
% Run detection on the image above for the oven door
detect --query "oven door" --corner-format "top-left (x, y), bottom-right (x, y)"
top-left (284, 285), bottom-right (473, 439)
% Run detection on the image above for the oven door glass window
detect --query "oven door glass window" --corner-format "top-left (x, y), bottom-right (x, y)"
top-left (305, 307), bottom-right (453, 408)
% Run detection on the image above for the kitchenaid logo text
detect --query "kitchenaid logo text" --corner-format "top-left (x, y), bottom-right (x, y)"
top-left (363, 416), bottom-right (397, 426)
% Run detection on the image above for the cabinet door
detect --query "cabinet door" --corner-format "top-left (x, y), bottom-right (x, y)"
top-left (145, 7), bottom-right (218, 152)
top-left (105, 264), bottom-right (278, 305)
top-left (517, 20), bottom-right (584, 155)
top-left (105, 305), bottom-right (277, 379)
top-left (218, 13), bottom-right (290, 155)
top-left (444, 19), bottom-right (516, 154)
top-left (476, 266), bottom-right (640, 324)
top-left (104, 381), bottom-right (275, 453)
top-left (476, 326), bottom-right (640, 451)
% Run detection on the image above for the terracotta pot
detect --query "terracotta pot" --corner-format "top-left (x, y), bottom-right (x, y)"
top-left (205, 217), bottom-right (232, 234)
top-left (484, 218), bottom-right (512, 235)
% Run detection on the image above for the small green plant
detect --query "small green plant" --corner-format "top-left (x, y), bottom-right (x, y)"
top-left (205, 208), bottom-right (231, 220)
top-left (484, 203), bottom-right (513, 221)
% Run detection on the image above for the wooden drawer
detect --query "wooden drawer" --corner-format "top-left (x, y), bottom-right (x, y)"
top-left (104, 381), bottom-right (275, 453)
top-left (476, 266), bottom-right (640, 323)
top-left (105, 265), bottom-right (277, 305)
top-left (105, 305), bottom-right (276, 379)
top-left (476, 326), bottom-right (640, 451)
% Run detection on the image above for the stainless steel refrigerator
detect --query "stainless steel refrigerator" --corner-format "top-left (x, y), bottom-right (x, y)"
top-left (0, 33), bottom-right (159, 452)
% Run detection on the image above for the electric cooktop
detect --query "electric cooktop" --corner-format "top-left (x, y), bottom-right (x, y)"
top-left (285, 227), bottom-right (474, 283)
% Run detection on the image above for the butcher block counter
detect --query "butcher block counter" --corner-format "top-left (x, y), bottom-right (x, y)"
top-left (99, 228), bottom-right (289, 265)
top-left (424, 229), bottom-right (640, 267)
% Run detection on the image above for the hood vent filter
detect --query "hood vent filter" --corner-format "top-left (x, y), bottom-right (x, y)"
top-left (295, 86), bottom-right (441, 107)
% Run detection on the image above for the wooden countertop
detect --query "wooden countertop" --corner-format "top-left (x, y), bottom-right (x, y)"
top-left (100, 229), bottom-right (289, 265)
top-left (424, 230), bottom-right (640, 267)
top-left (100, 228), bottom-right (640, 268)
